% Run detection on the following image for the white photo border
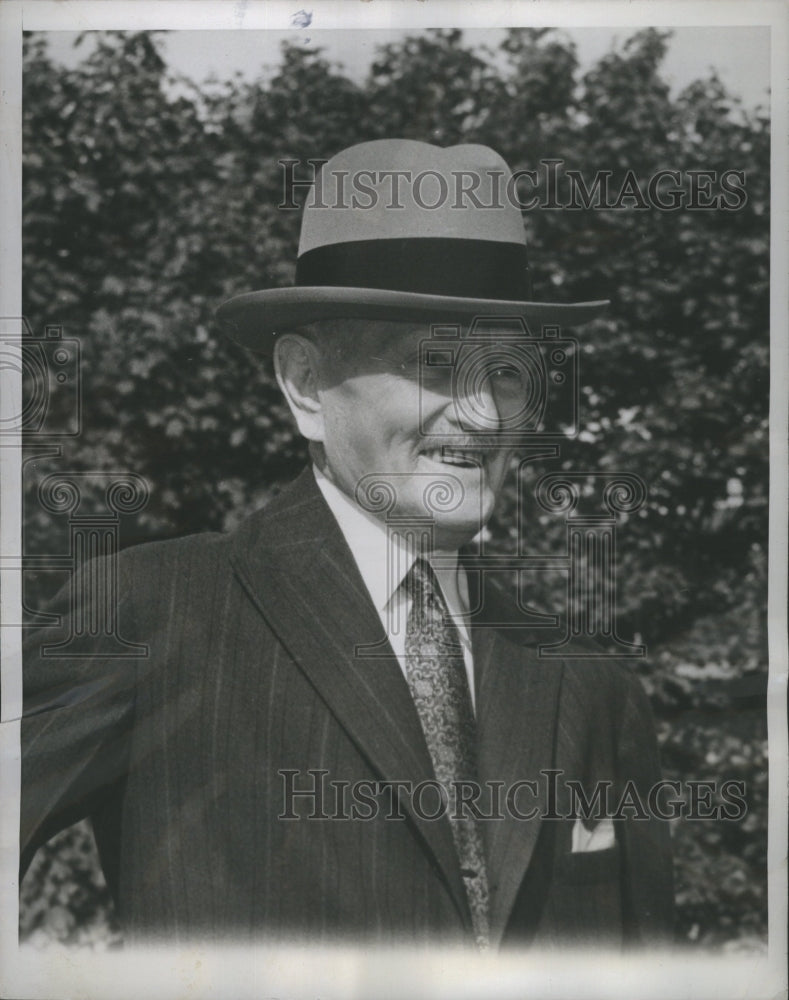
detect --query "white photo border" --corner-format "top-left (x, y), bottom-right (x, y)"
top-left (1, 2), bottom-right (786, 998)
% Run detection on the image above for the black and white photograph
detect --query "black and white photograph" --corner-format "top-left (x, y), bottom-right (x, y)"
top-left (0, 1), bottom-right (786, 998)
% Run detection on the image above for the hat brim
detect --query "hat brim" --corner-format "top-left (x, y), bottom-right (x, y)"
top-left (216, 286), bottom-right (609, 353)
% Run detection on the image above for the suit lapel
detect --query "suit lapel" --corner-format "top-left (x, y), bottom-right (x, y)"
top-left (470, 582), bottom-right (564, 948)
top-left (228, 469), bottom-right (472, 931)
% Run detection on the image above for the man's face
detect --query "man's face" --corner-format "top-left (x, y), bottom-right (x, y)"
top-left (314, 321), bottom-right (517, 550)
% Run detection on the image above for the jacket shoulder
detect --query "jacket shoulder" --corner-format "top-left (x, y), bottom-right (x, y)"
top-left (117, 471), bottom-right (312, 581)
top-left (119, 528), bottom-right (228, 575)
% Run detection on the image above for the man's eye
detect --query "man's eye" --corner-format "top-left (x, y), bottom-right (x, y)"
top-left (491, 365), bottom-right (522, 381)
top-left (393, 358), bottom-right (420, 377)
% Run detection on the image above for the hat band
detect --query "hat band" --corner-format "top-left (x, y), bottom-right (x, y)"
top-left (295, 238), bottom-right (532, 300)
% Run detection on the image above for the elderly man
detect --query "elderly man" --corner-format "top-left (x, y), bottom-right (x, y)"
top-left (21, 140), bottom-right (673, 949)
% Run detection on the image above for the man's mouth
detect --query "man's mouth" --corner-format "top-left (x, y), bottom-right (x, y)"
top-left (421, 447), bottom-right (486, 469)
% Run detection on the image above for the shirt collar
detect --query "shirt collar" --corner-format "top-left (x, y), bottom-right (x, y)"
top-left (312, 465), bottom-right (460, 613)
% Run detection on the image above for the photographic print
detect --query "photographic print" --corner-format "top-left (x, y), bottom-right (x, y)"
top-left (0, 2), bottom-right (785, 998)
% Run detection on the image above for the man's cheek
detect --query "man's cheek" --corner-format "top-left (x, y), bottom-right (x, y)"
top-left (490, 451), bottom-right (513, 488)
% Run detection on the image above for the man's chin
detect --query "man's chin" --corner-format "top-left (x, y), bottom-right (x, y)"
top-left (418, 485), bottom-right (495, 550)
top-left (430, 512), bottom-right (491, 551)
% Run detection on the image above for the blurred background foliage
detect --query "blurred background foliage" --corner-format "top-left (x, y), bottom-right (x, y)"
top-left (19, 28), bottom-right (768, 951)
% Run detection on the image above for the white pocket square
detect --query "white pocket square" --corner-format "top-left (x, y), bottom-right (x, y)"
top-left (571, 817), bottom-right (616, 853)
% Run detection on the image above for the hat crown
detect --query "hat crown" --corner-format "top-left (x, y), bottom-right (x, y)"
top-left (216, 138), bottom-right (609, 349)
top-left (299, 139), bottom-right (526, 254)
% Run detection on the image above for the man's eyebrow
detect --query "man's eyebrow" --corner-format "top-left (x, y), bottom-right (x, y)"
top-left (374, 342), bottom-right (420, 362)
top-left (365, 328), bottom-right (428, 366)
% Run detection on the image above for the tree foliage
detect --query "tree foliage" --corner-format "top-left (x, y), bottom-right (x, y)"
top-left (20, 28), bottom-right (769, 950)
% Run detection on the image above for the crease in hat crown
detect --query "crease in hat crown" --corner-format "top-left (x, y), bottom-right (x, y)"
top-left (216, 138), bottom-right (609, 350)
top-left (298, 139), bottom-right (526, 251)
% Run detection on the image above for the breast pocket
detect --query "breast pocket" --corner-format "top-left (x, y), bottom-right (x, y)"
top-left (555, 843), bottom-right (621, 885)
top-left (537, 844), bottom-right (624, 947)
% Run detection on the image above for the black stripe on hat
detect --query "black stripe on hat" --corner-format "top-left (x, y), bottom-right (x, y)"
top-left (295, 238), bottom-right (532, 301)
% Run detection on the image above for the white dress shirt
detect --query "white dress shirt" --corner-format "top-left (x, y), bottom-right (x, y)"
top-left (313, 465), bottom-right (476, 711)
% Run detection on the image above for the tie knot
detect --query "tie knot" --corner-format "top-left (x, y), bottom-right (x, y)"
top-left (406, 556), bottom-right (439, 596)
top-left (404, 557), bottom-right (463, 655)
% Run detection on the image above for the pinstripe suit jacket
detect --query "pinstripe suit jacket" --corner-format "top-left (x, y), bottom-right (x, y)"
top-left (21, 467), bottom-right (673, 948)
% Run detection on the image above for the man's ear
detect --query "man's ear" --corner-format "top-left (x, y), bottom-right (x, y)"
top-left (273, 334), bottom-right (326, 442)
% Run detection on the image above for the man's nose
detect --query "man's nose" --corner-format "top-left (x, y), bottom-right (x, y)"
top-left (449, 376), bottom-right (502, 433)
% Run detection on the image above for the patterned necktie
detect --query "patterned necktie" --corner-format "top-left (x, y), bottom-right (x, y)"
top-left (404, 557), bottom-right (490, 949)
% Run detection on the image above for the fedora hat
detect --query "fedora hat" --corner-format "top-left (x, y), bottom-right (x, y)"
top-left (216, 139), bottom-right (608, 349)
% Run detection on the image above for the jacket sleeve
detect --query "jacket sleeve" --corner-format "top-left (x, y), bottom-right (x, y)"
top-left (20, 552), bottom-right (145, 876)
top-left (616, 671), bottom-right (675, 945)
